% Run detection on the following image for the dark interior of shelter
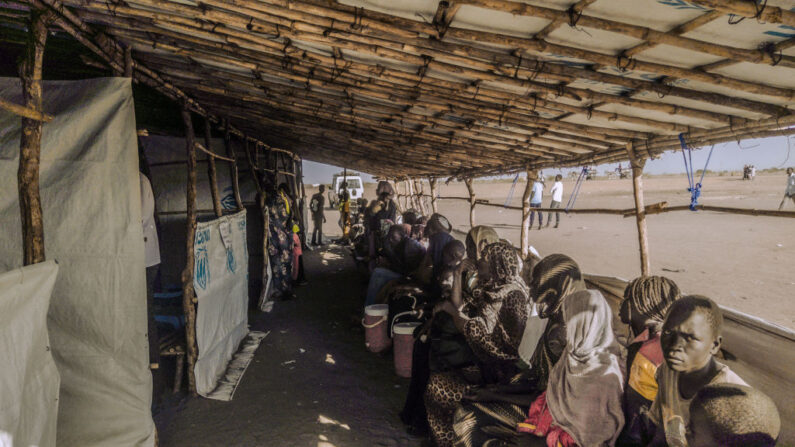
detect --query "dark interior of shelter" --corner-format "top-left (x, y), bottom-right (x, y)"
top-left (1, 0), bottom-right (794, 446)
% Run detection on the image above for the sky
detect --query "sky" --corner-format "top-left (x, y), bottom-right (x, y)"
top-left (301, 135), bottom-right (794, 184)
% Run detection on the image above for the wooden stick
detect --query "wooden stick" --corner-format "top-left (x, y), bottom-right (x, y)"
top-left (18, 8), bottom-right (53, 266)
top-left (224, 119), bottom-right (244, 211)
top-left (428, 177), bottom-right (438, 214)
top-left (686, 0), bottom-right (795, 28)
top-left (0, 96), bottom-right (53, 122)
top-left (180, 104), bottom-right (198, 396)
top-left (520, 169), bottom-right (534, 257)
top-left (626, 142), bottom-right (650, 277)
top-left (464, 178), bottom-right (476, 228)
top-left (204, 118), bottom-right (223, 217)
top-left (194, 142), bottom-right (235, 163)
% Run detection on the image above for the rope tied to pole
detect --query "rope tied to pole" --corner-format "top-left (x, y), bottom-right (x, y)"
top-left (565, 167), bottom-right (587, 212)
top-left (678, 133), bottom-right (715, 211)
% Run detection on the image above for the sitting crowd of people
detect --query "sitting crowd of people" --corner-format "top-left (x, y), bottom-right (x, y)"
top-left (356, 181), bottom-right (781, 447)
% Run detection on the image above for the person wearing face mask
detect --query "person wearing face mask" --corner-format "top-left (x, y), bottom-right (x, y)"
top-left (648, 296), bottom-right (748, 447)
top-left (616, 276), bottom-right (681, 447)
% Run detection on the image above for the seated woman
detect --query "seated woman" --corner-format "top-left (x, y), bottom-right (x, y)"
top-left (616, 276), bottom-right (680, 447)
top-left (451, 254), bottom-right (584, 447)
top-left (515, 287), bottom-right (625, 447)
top-left (364, 224), bottom-right (419, 306)
top-left (424, 241), bottom-right (530, 447)
top-left (400, 226), bottom-right (498, 436)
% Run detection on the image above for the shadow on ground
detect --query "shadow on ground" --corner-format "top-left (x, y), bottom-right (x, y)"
top-left (157, 245), bottom-right (419, 447)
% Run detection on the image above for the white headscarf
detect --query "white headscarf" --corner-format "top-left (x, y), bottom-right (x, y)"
top-left (546, 289), bottom-right (625, 447)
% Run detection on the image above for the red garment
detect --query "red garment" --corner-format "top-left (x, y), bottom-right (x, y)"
top-left (291, 233), bottom-right (302, 280)
top-left (516, 392), bottom-right (578, 447)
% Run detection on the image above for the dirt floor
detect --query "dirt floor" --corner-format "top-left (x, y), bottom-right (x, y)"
top-left (310, 173), bottom-right (794, 329)
top-left (157, 245), bottom-right (419, 447)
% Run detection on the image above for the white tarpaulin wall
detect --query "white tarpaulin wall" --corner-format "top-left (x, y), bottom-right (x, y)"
top-left (0, 261), bottom-right (60, 447)
top-left (193, 210), bottom-right (250, 396)
top-left (0, 78), bottom-right (155, 446)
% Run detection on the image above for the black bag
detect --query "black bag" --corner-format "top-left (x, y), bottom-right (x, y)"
top-left (428, 312), bottom-right (477, 372)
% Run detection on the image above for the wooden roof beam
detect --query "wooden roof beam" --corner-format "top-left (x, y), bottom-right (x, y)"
top-left (686, 0), bottom-right (795, 28)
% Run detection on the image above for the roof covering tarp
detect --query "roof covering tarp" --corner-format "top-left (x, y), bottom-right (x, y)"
top-left (0, 261), bottom-right (60, 447)
top-left (5, 0), bottom-right (792, 177)
top-left (0, 77), bottom-right (155, 446)
top-left (193, 210), bottom-right (250, 397)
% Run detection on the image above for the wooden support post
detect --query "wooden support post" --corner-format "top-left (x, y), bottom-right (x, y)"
top-left (413, 178), bottom-right (426, 215)
top-left (223, 119), bottom-right (244, 211)
top-left (123, 45), bottom-right (133, 78)
top-left (520, 169), bottom-right (536, 258)
top-left (464, 177), bottom-right (476, 227)
top-left (626, 141), bottom-right (651, 276)
top-left (429, 177), bottom-right (438, 214)
top-left (18, 8), bottom-right (53, 266)
top-left (180, 104), bottom-right (198, 396)
top-left (205, 118), bottom-right (222, 217)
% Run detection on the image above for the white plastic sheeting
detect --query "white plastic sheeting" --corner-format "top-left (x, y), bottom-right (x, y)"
top-left (193, 210), bottom-right (250, 396)
top-left (0, 261), bottom-right (60, 447)
top-left (0, 78), bottom-right (155, 446)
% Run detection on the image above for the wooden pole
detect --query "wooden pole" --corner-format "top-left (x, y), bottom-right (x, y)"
top-left (428, 177), bottom-right (438, 214)
top-left (626, 141), bottom-right (650, 277)
top-left (520, 169), bottom-right (536, 258)
top-left (18, 8), bottom-right (53, 266)
top-left (464, 177), bottom-right (476, 227)
top-left (223, 119), bottom-right (244, 211)
top-left (180, 104), bottom-right (198, 396)
top-left (123, 44), bottom-right (133, 78)
top-left (0, 97), bottom-right (53, 122)
top-left (205, 118), bottom-right (222, 217)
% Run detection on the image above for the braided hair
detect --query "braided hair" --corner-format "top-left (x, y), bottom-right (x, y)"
top-left (623, 275), bottom-right (681, 333)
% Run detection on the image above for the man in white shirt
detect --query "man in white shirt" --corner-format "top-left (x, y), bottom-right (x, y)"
top-left (529, 179), bottom-right (544, 229)
top-left (546, 174), bottom-right (563, 229)
top-left (779, 167), bottom-right (794, 210)
top-left (140, 172), bottom-right (161, 369)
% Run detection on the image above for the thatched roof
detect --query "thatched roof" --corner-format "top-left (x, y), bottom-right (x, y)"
top-left (2, 0), bottom-right (795, 177)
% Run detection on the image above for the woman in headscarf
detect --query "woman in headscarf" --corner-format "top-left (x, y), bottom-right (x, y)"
top-left (400, 226), bottom-right (497, 437)
top-left (516, 287), bottom-right (624, 447)
top-left (451, 254), bottom-right (585, 447)
top-left (616, 276), bottom-right (680, 446)
top-left (266, 182), bottom-right (295, 300)
top-left (424, 241), bottom-right (530, 447)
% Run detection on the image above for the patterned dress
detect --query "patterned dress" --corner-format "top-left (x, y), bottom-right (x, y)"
top-left (424, 242), bottom-right (530, 447)
top-left (267, 192), bottom-right (293, 298)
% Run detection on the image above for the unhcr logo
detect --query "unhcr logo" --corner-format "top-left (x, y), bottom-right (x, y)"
top-left (226, 247), bottom-right (236, 274)
top-left (195, 247), bottom-right (210, 290)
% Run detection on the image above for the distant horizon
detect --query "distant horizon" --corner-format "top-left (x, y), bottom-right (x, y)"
top-left (301, 135), bottom-right (794, 184)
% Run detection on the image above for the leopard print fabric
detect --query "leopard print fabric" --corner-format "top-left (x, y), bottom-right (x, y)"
top-left (425, 366), bottom-right (483, 447)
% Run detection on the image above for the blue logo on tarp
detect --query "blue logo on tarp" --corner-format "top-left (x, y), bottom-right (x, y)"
top-left (222, 186), bottom-right (237, 210)
top-left (226, 248), bottom-right (236, 274)
top-left (196, 247), bottom-right (210, 289)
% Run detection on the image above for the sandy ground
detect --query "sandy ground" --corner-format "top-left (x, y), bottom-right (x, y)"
top-left (157, 245), bottom-right (419, 447)
top-left (310, 173), bottom-right (794, 329)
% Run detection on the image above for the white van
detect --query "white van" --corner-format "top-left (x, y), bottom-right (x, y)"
top-left (328, 173), bottom-right (364, 208)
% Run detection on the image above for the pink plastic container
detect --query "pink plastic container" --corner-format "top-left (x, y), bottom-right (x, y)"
top-left (393, 322), bottom-right (421, 378)
top-left (363, 304), bottom-right (391, 353)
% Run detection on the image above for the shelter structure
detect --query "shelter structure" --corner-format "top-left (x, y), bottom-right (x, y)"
top-left (1, 0), bottom-right (795, 445)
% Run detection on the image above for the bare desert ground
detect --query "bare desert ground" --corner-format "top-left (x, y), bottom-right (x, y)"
top-left (310, 172), bottom-right (794, 329)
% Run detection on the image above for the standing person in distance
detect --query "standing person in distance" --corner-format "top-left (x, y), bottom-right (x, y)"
top-left (546, 174), bottom-right (563, 229)
top-left (338, 181), bottom-right (351, 241)
top-left (310, 184), bottom-right (326, 246)
top-left (778, 167), bottom-right (795, 210)
top-left (529, 177), bottom-right (544, 230)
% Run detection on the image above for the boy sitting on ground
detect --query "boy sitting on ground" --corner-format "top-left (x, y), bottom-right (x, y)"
top-left (688, 383), bottom-right (780, 447)
top-left (649, 295), bottom-right (747, 447)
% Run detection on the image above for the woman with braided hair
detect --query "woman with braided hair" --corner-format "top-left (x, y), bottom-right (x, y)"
top-left (450, 254), bottom-right (585, 447)
top-left (616, 276), bottom-right (681, 447)
top-left (423, 241), bottom-right (530, 447)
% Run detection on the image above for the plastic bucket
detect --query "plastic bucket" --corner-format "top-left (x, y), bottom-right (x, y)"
top-left (363, 304), bottom-right (391, 353)
top-left (393, 322), bottom-right (421, 378)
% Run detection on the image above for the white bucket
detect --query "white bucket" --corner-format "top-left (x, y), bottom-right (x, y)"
top-left (393, 322), bottom-right (421, 378)
top-left (363, 304), bottom-right (391, 353)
